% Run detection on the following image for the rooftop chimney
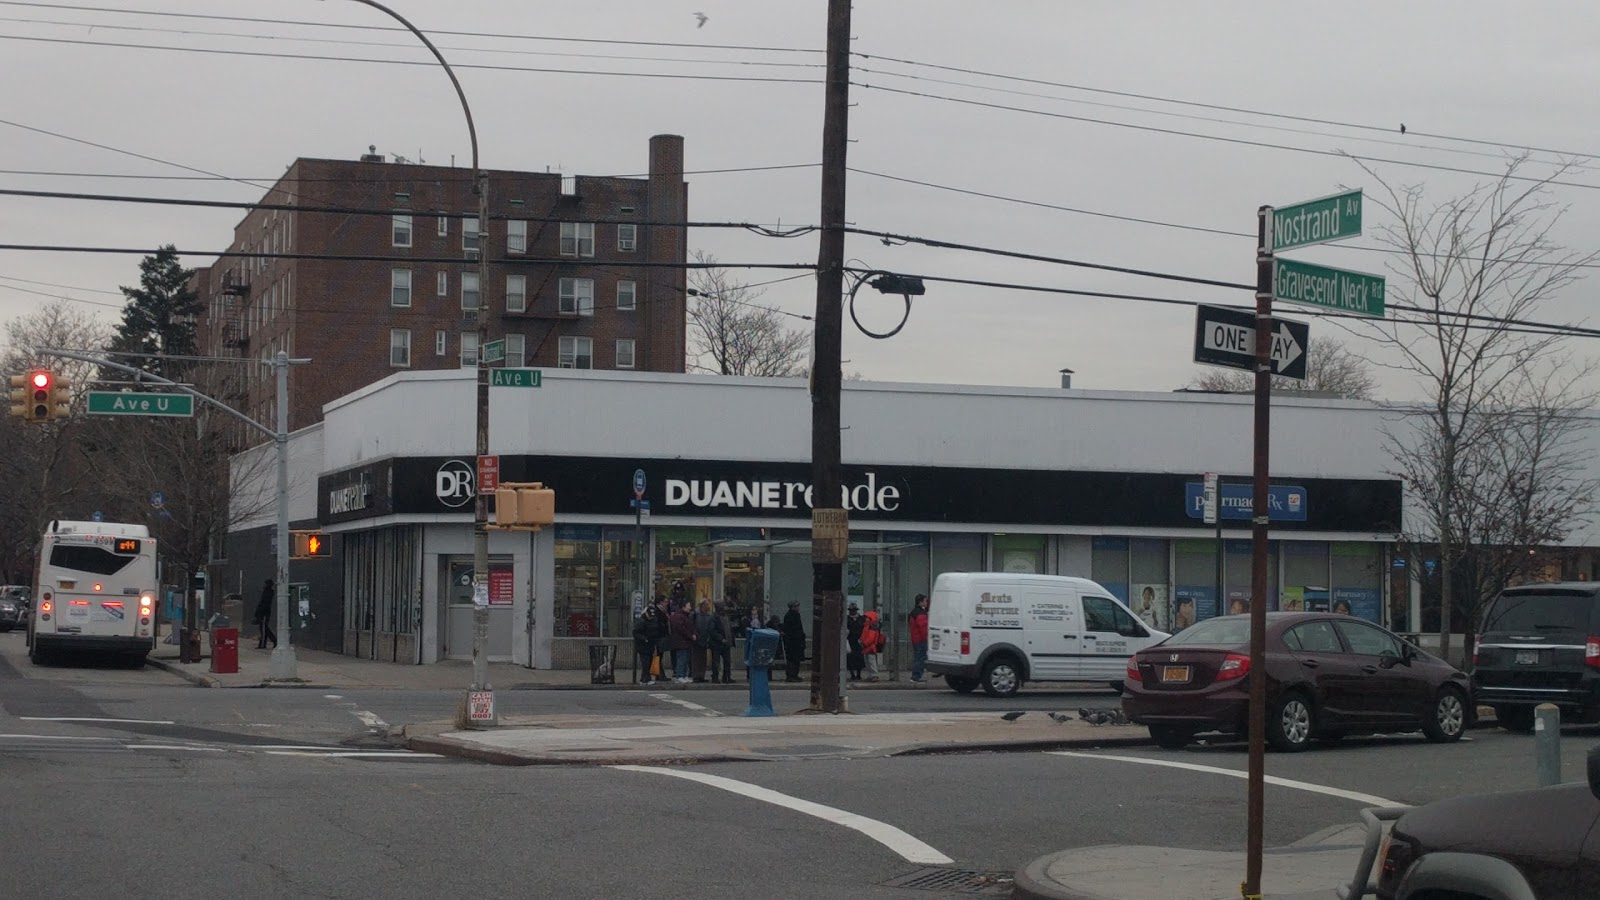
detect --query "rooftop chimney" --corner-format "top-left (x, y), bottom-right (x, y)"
top-left (1059, 368), bottom-right (1075, 389)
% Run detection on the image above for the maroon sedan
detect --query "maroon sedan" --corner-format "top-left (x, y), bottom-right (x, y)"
top-left (1121, 612), bottom-right (1470, 751)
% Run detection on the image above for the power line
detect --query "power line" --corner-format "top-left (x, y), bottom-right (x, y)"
top-left (0, 34), bottom-right (825, 84)
top-left (0, 273), bottom-right (123, 295)
top-left (852, 82), bottom-right (1600, 191)
top-left (852, 50), bottom-right (1600, 164)
top-left (0, 1), bottom-right (823, 54)
top-left (0, 244), bottom-right (820, 272)
top-left (0, 161), bottom-right (823, 183)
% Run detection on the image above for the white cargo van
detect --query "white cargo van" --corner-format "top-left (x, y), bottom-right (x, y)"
top-left (925, 572), bottom-right (1169, 697)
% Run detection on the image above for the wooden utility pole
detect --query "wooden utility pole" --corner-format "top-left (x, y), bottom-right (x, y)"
top-left (809, 0), bottom-right (852, 713)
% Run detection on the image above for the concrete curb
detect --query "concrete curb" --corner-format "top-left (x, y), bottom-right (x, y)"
top-left (405, 734), bottom-right (755, 767)
top-left (145, 656), bottom-right (221, 688)
top-left (1011, 850), bottom-right (1110, 900)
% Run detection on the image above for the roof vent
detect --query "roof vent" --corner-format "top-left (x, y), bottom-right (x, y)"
top-left (360, 144), bottom-right (385, 163)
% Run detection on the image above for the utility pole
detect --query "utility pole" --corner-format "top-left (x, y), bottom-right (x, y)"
top-left (269, 350), bottom-right (295, 680)
top-left (1244, 205), bottom-right (1274, 900)
top-left (468, 164), bottom-right (496, 725)
top-left (809, 0), bottom-right (852, 714)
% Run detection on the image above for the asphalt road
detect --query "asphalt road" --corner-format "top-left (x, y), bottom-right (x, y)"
top-left (7, 632), bottom-right (1600, 899)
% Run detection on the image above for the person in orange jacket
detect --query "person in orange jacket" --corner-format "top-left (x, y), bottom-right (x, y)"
top-left (860, 609), bottom-right (885, 682)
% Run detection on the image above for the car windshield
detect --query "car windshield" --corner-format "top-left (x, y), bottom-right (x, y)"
top-left (1163, 617), bottom-right (1251, 646)
top-left (1482, 591), bottom-right (1593, 634)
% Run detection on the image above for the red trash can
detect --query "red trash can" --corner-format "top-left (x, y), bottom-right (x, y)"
top-left (210, 627), bottom-right (239, 674)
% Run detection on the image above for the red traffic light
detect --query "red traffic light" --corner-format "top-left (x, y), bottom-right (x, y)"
top-left (30, 371), bottom-right (50, 389)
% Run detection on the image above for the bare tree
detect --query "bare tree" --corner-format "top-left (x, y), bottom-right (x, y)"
top-left (1185, 338), bottom-right (1377, 398)
top-left (687, 251), bottom-right (809, 377)
top-left (1361, 155), bottom-right (1599, 661)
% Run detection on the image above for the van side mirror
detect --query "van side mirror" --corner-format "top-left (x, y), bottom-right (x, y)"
top-left (1589, 744), bottom-right (1600, 802)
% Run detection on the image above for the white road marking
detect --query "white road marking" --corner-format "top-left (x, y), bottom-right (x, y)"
top-left (0, 733), bottom-right (123, 742)
top-left (132, 744), bottom-right (227, 752)
top-left (20, 716), bottom-right (175, 725)
top-left (263, 750), bottom-right (443, 759)
top-left (648, 692), bottom-right (723, 717)
top-left (323, 694), bottom-right (343, 699)
top-left (351, 709), bottom-right (388, 730)
top-left (613, 765), bottom-right (953, 865)
top-left (1049, 751), bottom-right (1401, 808)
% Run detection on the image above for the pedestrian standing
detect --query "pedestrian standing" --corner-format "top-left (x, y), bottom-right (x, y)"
top-left (781, 600), bottom-right (807, 682)
top-left (634, 601), bottom-right (663, 686)
top-left (710, 603), bottom-right (734, 684)
top-left (909, 593), bottom-right (930, 684)
top-left (669, 597), bottom-right (695, 684)
top-left (652, 595), bottom-right (673, 680)
top-left (861, 609), bottom-right (884, 682)
top-left (845, 602), bottom-right (865, 681)
top-left (254, 579), bottom-right (278, 650)
top-left (692, 599), bottom-right (715, 683)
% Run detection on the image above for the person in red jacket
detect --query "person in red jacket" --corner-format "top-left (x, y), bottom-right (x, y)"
top-left (908, 593), bottom-right (930, 684)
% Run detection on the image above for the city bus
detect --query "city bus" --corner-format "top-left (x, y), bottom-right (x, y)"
top-left (27, 520), bottom-right (158, 666)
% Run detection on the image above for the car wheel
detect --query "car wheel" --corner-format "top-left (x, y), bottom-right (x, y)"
top-left (1267, 693), bottom-right (1314, 752)
top-left (1494, 705), bottom-right (1536, 734)
top-left (980, 656), bottom-right (1022, 698)
top-left (947, 676), bottom-right (979, 694)
top-left (1148, 725), bottom-right (1194, 750)
top-left (1422, 688), bottom-right (1467, 743)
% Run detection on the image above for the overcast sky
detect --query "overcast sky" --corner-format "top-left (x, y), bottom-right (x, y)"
top-left (2, 1), bottom-right (1597, 400)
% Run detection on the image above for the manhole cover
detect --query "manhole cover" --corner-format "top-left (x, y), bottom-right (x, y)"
top-left (880, 867), bottom-right (1013, 895)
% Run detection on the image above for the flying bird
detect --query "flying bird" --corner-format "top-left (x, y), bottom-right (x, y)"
top-left (1000, 710), bottom-right (1026, 722)
top-left (694, 11), bottom-right (709, 28)
top-left (1399, 123), bottom-right (1407, 135)
top-left (1047, 712), bottom-right (1072, 724)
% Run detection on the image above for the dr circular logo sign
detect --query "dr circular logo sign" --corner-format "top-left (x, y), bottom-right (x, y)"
top-left (435, 459), bottom-right (476, 508)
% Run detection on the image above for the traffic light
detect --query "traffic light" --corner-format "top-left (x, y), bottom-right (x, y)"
top-left (49, 374), bottom-right (71, 421)
top-left (9, 370), bottom-right (55, 422)
top-left (291, 531), bottom-right (331, 559)
top-left (8, 374), bottom-right (27, 420)
top-left (492, 482), bottom-right (555, 530)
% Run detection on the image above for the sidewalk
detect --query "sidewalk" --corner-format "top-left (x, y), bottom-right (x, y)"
top-left (405, 711), bottom-right (1153, 766)
top-left (1011, 821), bottom-right (1373, 900)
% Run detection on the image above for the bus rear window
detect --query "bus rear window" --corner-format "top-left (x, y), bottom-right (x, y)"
top-left (49, 544), bottom-right (139, 576)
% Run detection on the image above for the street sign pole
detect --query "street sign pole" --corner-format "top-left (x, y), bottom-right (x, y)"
top-left (633, 468), bottom-right (646, 631)
top-left (1245, 207), bottom-right (1273, 900)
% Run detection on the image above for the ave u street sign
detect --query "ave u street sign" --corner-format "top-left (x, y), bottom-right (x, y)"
top-left (1274, 258), bottom-right (1387, 318)
top-left (1272, 189), bottom-right (1362, 252)
top-left (1193, 304), bottom-right (1310, 380)
top-left (86, 390), bottom-right (195, 417)
top-left (490, 368), bottom-right (542, 388)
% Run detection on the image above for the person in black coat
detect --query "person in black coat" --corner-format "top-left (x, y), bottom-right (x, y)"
top-left (846, 602), bottom-right (866, 681)
top-left (781, 601), bottom-right (807, 682)
top-left (254, 579), bottom-right (278, 649)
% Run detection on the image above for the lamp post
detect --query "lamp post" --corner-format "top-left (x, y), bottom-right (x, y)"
top-left (334, 0), bottom-right (496, 725)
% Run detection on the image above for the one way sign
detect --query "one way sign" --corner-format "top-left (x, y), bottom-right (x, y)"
top-left (1193, 304), bottom-right (1310, 380)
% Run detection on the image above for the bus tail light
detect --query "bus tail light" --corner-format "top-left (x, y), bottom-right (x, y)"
top-left (39, 599), bottom-right (51, 621)
top-left (139, 593), bottom-right (153, 624)
top-left (93, 582), bottom-right (102, 592)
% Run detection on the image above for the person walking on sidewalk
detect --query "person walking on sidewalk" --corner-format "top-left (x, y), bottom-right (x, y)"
top-left (908, 593), bottom-right (930, 683)
top-left (781, 600), bottom-right (806, 682)
top-left (634, 601), bottom-right (664, 686)
top-left (845, 602), bottom-right (865, 681)
top-left (710, 602), bottom-right (734, 684)
top-left (861, 609), bottom-right (885, 682)
top-left (669, 597), bottom-right (695, 684)
top-left (692, 599), bottom-right (716, 683)
top-left (254, 579), bottom-right (278, 650)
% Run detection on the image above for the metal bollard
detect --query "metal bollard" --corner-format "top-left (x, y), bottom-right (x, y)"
top-left (1535, 703), bottom-right (1561, 787)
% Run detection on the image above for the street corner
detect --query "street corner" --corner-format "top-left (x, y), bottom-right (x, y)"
top-left (1010, 842), bottom-right (1362, 900)
top-left (404, 729), bottom-right (757, 767)
top-left (144, 656), bottom-right (221, 688)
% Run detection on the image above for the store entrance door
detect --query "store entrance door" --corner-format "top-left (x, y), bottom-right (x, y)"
top-left (442, 556), bottom-right (515, 660)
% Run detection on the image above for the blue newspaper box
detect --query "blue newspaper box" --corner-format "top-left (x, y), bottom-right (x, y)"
top-left (743, 627), bottom-right (779, 717)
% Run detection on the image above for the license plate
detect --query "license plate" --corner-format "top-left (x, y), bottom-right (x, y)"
top-left (1515, 650), bottom-right (1539, 665)
top-left (1161, 665), bottom-right (1191, 684)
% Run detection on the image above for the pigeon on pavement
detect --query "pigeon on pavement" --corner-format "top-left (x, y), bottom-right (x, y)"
top-left (1001, 710), bottom-right (1026, 722)
top-left (1047, 712), bottom-right (1072, 724)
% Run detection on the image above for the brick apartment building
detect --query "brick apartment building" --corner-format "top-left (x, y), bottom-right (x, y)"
top-left (194, 134), bottom-right (688, 433)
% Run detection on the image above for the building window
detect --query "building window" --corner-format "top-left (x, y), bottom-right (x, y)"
top-left (390, 329), bottom-right (411, 367)
top-left (558, 277), bottom-right (594, 316)
top-left (506, 274), bottom-right (527, 313)
top-left (390, 269), bottom-right (412, 307)
top-left (462, 271), bottom-right (480, 310)
top-left (464, 216), bottom-right (480, 253)
top-left (616, 338), bottom-right (635, 369)
top-left (392, 214), bottom-right (412, 248)
top-left (616, 279), bottom-right (636, 311)
top-left (559, 222), bottom-right (595, 258)
top-left (460, 332), bottom-right (479, 367)
top-left (506, 333), bottom-right (525, 367)
top-left (435, 330), bottom-right (447, 356)
top-left (559, 336), bottom-right (593, 369)
top-left (437, 215), bottom-right (448, 237)
top-left (507, 220), bottom-right (527, 255)
top-left (617, 223), bottom-right (637, 252)
top-left (437, 271), bottom-right (448, 296)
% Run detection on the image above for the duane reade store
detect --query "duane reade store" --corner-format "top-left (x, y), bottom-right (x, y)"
top-left (229, 368), bottom-right (1498, 671)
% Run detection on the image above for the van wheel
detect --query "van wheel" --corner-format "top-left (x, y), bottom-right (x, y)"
top-left (1266, 692), bottom-right (1314, 752)
top-left (980, 656), bottom-right (1022, 698)
top-left (1494, 705), bottom-right (1536, 734)
top-left (947, 676), bottom-right (979, 694)
top-left (1422, 687), bottom-right (1467, 743)
top-left (1148, 725), bottom-right (1194, 750)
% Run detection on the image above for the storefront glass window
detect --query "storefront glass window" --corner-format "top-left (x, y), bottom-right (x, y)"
top-left (1281, 541), bottom-right (1330, 613)
top-left (1129, 538), bottom-right (1171, 631)
top-left (602, 525), bottom-right (644, 638)
top-left (1224, 539), bottom-right (1278, 616)
top-left (931, 533), bottom-right (982, 583)
top-left (1174, 538), bottom-right (1220, 627)
top-left (1091, 536), bottom-right (1130, 602)
top-left (553, 525), bottom-right (601, 637)
top-left (993, 534), bottom-right (1045, 574)
top-left (654, 526), bottom-right (709, 609)
top-left (1331, 542), bottom-right (1384, 625)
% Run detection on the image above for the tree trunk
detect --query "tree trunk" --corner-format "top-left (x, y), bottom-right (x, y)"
top-left (1437, 548), bottom-right (1453, 663)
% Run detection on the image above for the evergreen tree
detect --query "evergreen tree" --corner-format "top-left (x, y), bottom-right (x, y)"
top-left (113, 245), bottom-right (200, 379)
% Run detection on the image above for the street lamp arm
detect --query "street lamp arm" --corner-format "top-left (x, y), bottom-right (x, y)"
top-left (330, 0), bottom-right (479, 173)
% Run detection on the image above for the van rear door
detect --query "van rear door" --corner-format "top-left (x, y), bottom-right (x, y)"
top-left (927, 585), bottom-right (967, 666)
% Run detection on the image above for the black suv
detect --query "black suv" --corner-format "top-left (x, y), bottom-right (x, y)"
top-left (1473, 582), bottom-right (1600, 732)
